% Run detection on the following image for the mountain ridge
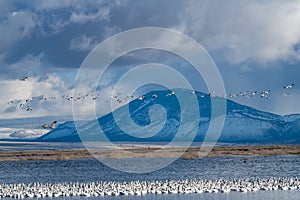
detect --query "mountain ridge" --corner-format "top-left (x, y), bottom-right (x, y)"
top-left (36, 89), bottom-right (300, 144)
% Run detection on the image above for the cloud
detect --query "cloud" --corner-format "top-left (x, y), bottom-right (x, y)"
top-left (69, 34), bottom-right (99, 51)
top-left (0, 71), bottom-right (122, 119)
top-left (0, 10), bottom-right (36, 54)
top-left (0, 0), bottom-right (183, 75)
top-left (0, 74), bottom-right (69, 118)
top-left (33, 0), bottom-right (75, 10)
top-left (1, 0), bottom-right (300, 116)
top-left (240, 64), bottom-right (253, 73)
top-left (178, 0), bottom-right (300, 64)
top-left (70, 7), bottom-right (111, 23)
top-left (3, 1), bottom-right (300, 69)
top-left (34, 0), bottom-right (110, 11)
top-left (0, 53), bottom-right (55, 80)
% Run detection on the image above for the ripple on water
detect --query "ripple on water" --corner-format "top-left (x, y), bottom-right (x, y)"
top-left (0, 155), bottom-right (300, 184)
top-left (0, 155), bottom-right (300, 200)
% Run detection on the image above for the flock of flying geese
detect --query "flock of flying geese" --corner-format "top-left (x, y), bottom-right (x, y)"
top-left (0, 177), bottom-right (299, 198)
top-left (4, 77), bottom-right (297, 131)
top-left (8, 76), bottom-right (296, 113)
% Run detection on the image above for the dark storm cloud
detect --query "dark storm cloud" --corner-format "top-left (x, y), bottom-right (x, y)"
top-left (0, 0), bottom-right (300, 115)
top-left (0, 0), bottom-right (186, 78)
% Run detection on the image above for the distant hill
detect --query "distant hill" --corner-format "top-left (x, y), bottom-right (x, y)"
top-left (36, 89), bottom-right (300, 144)
top-left (0, 116), bottom-right (72, 140)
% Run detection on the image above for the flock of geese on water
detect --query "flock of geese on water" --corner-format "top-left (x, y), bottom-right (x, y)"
top-left (0, 177), bottom-right (299, 198)
top-left (7, 76), bottom-right (296, 113)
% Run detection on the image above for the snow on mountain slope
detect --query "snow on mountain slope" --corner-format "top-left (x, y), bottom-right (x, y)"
top-left (283, 114), bottom-right (300, 123)
top-left (282, 118), bottom-right (300, 143)
top-left (0, 127), bottom-right (48, 139)
top-left (37, 90), bottom-right (300, 144)
top-left (34, 121), bottom-right (80, 142)
top-left (0, 116), bottom-right (72, 140)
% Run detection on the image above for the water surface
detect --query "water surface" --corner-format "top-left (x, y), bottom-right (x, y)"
top-left (0, 155), bottom-right (299, 199)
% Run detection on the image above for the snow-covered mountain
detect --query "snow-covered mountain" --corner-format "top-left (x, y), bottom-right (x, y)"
top-left (36, 89), bottom-right (300, 144)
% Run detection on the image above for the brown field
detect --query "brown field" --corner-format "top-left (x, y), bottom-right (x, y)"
top-left (0, 145), bottom-right (299, 162)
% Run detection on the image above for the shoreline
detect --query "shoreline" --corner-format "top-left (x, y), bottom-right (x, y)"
top-left (0, 145), bottom-right (299, 162)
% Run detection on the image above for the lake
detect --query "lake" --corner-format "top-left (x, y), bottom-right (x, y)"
top-left (0, 155), bottom-right (299, 199)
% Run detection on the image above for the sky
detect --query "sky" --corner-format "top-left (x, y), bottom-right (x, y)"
top-left (0, 0), bottom-right (300, 119)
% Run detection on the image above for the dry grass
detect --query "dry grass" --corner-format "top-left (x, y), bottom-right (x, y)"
top-left (0, 145), bottom-right (299, 162)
